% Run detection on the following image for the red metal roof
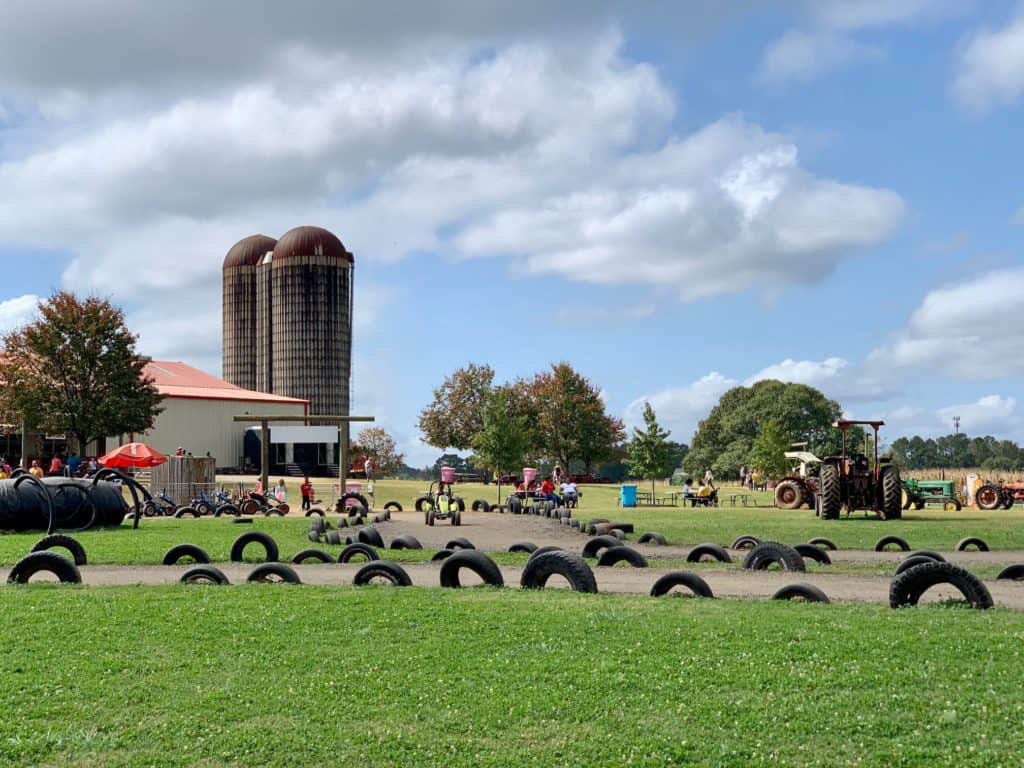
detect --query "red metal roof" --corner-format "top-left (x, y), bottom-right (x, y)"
top-left (273, 225), bottom-right (353, 263)
top-left (224, 234), bottom-right (277, 269)
top-left (145, 361), bottom-right (308, 406)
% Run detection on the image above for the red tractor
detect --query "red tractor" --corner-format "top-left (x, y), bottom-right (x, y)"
top-left (774, 444), bottom-right (821, 510)
top-left (818, 420), bottom-right (902, 521)
top-left (975, 481), bottom-right (1021, 510)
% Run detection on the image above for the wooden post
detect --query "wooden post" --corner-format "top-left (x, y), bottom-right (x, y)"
top-left (339, 423), bottom-right (349, 491)
top-left (260, 419), bottom-right (270, 493)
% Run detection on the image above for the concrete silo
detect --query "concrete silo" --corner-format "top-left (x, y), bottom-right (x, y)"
top-left (222, 234), bottom-right (277, 391)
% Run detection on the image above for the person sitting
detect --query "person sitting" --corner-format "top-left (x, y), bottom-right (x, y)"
top-left (540, 477), bottom-right (560, 505)
top-left (696, 480), bottom-right (713, 505)
top-left (560, 480), bottom-right (579, 508)
top-left (29, 460), bottom-right (44, 479)
top-left (681, 478), bottom-right (697, 506)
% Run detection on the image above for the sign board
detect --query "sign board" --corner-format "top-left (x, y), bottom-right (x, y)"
top-left (269, 426), bottom-right (338, 445)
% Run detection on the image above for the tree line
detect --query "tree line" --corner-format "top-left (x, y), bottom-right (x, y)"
top-left (889, 434), bottom-right (1024, 471)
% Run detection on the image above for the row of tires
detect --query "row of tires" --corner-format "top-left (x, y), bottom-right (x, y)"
top-left (721, 533), bottom-right (989, 554)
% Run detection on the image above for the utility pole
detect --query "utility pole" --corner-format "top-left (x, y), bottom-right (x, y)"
top-left (953, 416), bottom-right (960, 435)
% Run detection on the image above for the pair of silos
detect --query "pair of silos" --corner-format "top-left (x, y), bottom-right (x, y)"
top-left (222, 226), bottom-right (353, 418)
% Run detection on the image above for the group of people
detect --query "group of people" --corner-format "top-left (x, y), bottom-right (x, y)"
top-left (515, 468), bottom-right (580, 507)
top-left (738, 465), bottom-right (766, 491)
top-left (0, 453), bottom-right (100, 480)
top-left (679, 471), bottom-right (717, 506)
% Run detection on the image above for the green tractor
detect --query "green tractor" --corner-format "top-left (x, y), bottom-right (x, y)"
top-left (901, 479), bottom-right (962, 511)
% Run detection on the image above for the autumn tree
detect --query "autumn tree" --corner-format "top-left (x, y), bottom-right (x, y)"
top-left (0, 292), bottom-right (163, 453)
top-left (472, 389), bottom-right (534, 501)
top-left (353, 427), bottom-right (404, 475)
top-left (626, 402), bottom-right (674, 497)
top-left (418, 363), bottom-right (495, 450)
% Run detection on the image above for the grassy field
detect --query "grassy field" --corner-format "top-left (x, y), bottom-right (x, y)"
top-left (1, 586), bottom-right (1022, 768)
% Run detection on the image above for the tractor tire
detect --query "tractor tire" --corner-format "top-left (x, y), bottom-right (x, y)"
top-left (895, 555), bottom-right (939, 576)
top-left (901, 487), bottom-right (913, 511)
top-left (180, 565), bottom-right (230, 585)
top-left (730, 535), bottom-right (761, 551)
top-left (944, 499), bottom-right (962, 512)
top-left (383, 501), bottom-right (403, 513)
top-left (163, 544), bottom-right (212, 565)
top-left (389, 535), bottom-right (423, 551)
top-left (7, 551), bottom-right (81, 584)
top-left (507, 496), bottom-right (523, 515)
top-left (880, 466), bottom-right (902, 521)
top-left (508, 542), bottom-right (538, 554)
top-left (996, 564), bottom-right (1024, 581)
top-left (794, 543), bottom-right (831, 566)
top-left (889, 561), bottom-right (992, 610)
top-left (874, 535), bottom-right (910, 552)
top-left (445, 537), bottom-right (474, 550)
top-left (772, 583), bottom-right (830, 603)
top-left (353, 561), bottom-right (412, 587)
top-left (649, 571), bottom-right (714, 598)
top-left (807, 537), bottom-right (838, 551)
top-left (230, 532), bottom-right (279, 563)
top-left (520, 550), bottom-right (598, 593)
top-left (247, 563), bottom-right (302, 584)
top-left (1001, 492), bottom-right (1014, 510)
top-left (31, 534), bottom-right (87, 566)
top-left (774, 480), bottom-right (805, 510)
top-left (976, 483), bottom-right (1002, 510)
top-left (216, 504), bottom-right (242, 518)
top-left (357, 527), bottom-right (385, 548)
top-left (414, 495), bottom-right (432, 512)
top-left (596, 546), bottom-right (648, 568)
top-left (339, 543), bottom-right (379, 563)
top-left (819, 463), bottom-right (841, 520)
top-left (741, 541), bottom-right (806, 572)
top-left (471, 499), bottom-right (491, 512)
top-left (686, 543), bottom-right (732, 564)
top-left (439, 550), bottom-right (504, 588)
top-left (582, 535), bottom-right (620, 559)
top-left (637, 532), bottom-right (667, 546)
top-left (432, 549), bottom-right (454, 561)
top-left (956, 537), bottom-right (989, 552)
top-left (291, 549), bottom-right (333, 564)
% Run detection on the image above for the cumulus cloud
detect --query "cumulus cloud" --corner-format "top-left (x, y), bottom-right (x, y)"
top-left (937, 394), bottom-right (1018, 433)
top-left (745, 357), bottom-right (851, 388)
top-left (0, 294), bottom-right (40, 334)
top-left (954, 11), bottom-right (1024, 112)
top-left (759, 30), bottom-right (880, 83)
top-left (624, 372), bottom-right (738, 441)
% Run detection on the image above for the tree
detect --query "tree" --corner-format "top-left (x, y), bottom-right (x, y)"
top-left (472, 389), bottom-right (533, 501)
top-left (418, 363), bottom-right (495, 450)
top-left (626, 402), bottom-right (674, 497)
top-left (0, 292), bottom-right (163, 453)
top-left (748, 419), bottom-right (792, 481)
top-left (352, 427), bottom-right (404, 475)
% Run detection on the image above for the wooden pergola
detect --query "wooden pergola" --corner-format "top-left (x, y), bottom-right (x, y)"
top-left (232, 414), bottom-right (375, 491)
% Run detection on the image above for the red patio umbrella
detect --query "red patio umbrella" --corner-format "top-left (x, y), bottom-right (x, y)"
top-left (98, 442), bottom-right (168, 469)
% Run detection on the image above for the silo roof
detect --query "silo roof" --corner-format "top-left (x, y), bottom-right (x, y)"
top-left (273, 225), bottom-right (353, 263)
top-left (223, 234), bottom-right (278, 269)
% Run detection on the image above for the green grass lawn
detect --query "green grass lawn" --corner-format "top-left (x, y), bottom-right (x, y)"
top-left (1, 586), bottom-right (1022, 767)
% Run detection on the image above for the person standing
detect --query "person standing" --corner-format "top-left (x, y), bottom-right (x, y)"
top-left (274, 479), bottom-right (288, 503)
top-left (363, 456), bottom-right (375, 481)
top-left (49, 454), bottom-right (64, 476)
top-left (300, 476), bottom-right (314, 512)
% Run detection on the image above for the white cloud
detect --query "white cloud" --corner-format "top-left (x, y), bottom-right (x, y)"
top-left (937, 394), bottom-right (1018, 434)
top-left (745, 357), bottom-right (850, 388)
top-left (759, 30), bottom-right (879, 83)
top-left (0, 294), bottom-right (40, 334)
top-left (954, 11), bottom-right (1024, 112)
top-left (625, 372), bottom-right (738, 441)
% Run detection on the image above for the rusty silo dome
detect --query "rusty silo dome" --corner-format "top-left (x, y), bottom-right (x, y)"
top-left (272, 225), bottom-right (353, 263)
top-left (223, 234), bottom-right (278, 269)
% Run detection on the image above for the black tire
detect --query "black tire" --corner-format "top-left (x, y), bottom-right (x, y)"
top-left (526, 545), bottom-right (563, 563)
top-left (609, 529), bottom-right (626, 541)
top-left (291, 548), bottom-right (333, 564)
top-left (637, 532), bottom-right (667, 546)
top-left (686, 543), bottom-right (732, 564)
top-left (215, 504), bottom-right (241, 518)
top-left (452, 510), bottom-right (462, 526)
top-left (440, 550), bottom-right (504, 588)
top-left (772, 583), bottom-right (830, 603)
top-left (195, 502), bottom-right (212, 517)
top-left (650, 571), bottom-right (714, 598)
top-left (7, 551), bottom-right (82, 584)
top-left (520, 550), bottom-right (598, 593)
top-left (607, 522), bottom-right (634, 534)
top-left (1001, 492), bottom-right (1014, 510)
top-left (143, 501), bottom-right (158, 517)
top-left (596, 546), bottom-right (648, 568)
top-left (389, 535), bottom-right (423, 551)
top-left (304, 507), bottom-right (325, 518)
top-left (426, 510), bottom-right (436, 526)
top-left (341, 492), bottom-right (370, 513)
top-left (490, 504), bottom-right (503, 513)
top-left (325, 530), bottom-right (343, 546)
top-left (807, 537), bottom-right (838, 551)
top-left (908, 549), bottom-right (945, 563)
top-left (889, 561), bottom-right (992, 609)
top-left (353, 560), bottom-right (412, 587)
top-left (336, 517), bottom-right (350, 528)
top-left (339, 543), bottom-right (380, 563)
top-left (31, 534), bottom-right (87, 566)
top-left (874, 535), bottom-right (910, 552)
top-left (432, 549), bottom-right (455, 561)
top-left (507, 496), bottom-right (522, 515)
top-left (383, 501), bottom-right (403, 513)
top-left (232, 518), bottom-right (254, 525)
top-left (247, 563), bottom-right (302, 584)
top-left (742, 541), bottom-right (806, 572)
top-left (880, 465), bottom-right (902, 521)
top-left (357, 527), bottom-right (385, 548)
top-left (347, 505), bottom-right (367, 519)
top-left (975, 483), bottom-right (1002, 511)
top-left (310, 516), bottom-right (327, 535)
top-left (174, 506), bottom-right (198, 518)
top-left (819, 463), bottom-right (841, 520)
top-left (996, 564), bottom-right (1024, 581)
top-left (230, 532), bottom-right (279, 563)
top-left (731, 535), bottom-right (761, 551)
top-left (794, 543), bottom-right (831, 566)
top-left (569, 519), bottom-right (581, 530)
top-left (901, 487), bottom-right (914, 511)
top-left (582, 535), bottom-right (620, 559)
top-left (414, 495), bottom-right (432, 512)
top-left (774, 479), bottom-right (805, 510)
top-left (471, 498), bottom-right (491, 512)
top-left (508, 542), bottom-right (538, 554)
top-left (180, 565), bottom-right (230, 585)
top-left (445, 537), bottom-right (475, 550)
top-left (895, 554), bottom-right (939, 576)
top-left (162, 544), bottom-right (212, 565)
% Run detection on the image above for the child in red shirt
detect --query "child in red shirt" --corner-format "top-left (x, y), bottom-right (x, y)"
top-left (300, 476), bottom-right (314, 511)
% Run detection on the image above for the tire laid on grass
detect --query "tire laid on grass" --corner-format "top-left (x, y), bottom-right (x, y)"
top-left (215, 504), bottom-right (242, 518)
top-left (874, 535), bottom-right (910, 552)
top-left (526, 545), bottom-right (563, 563)
top-left (819, 463), bottom-right (841, 520)
top-left (996, 564), bottom-right (1024, 581)
top-left (894, 555), bottom-right (938, 576)
top-left (232, 518), bottom-right (254, 525)
top-left (325, 530), bottom-right (343, 546)
top-left (686, 543), bottom-right (732, 564)
top-left (889, 561), bottom-right (992, 610)
top-left (471, 499), bottom-right (491, 512)
top-left (446, 537), bottom-right (474, 551)
top-left (880, 465), bottom-right (902, 521)
top-left (353, 561), bottom-right (412, 587)
top-left (163, 544), bottom-right (212, 566)
top-left (774, 479), bottom-right (805, 510)
top-left (772, 583), bottom-right (830, 603)
top-left (569, 519), bottom-right (581, 530)
top-left (340, 493), bottom-right (369, 514)
top-left (339, 543), bottom-right (379, 563)
top-left (31, 534), bottom-right (87, 566)
top-left (247, 563), bottom-right (302, 584)
top-left (304, 507), bottom-right (324, 518)
top-left (520, 550), bottom-right (598, 593)
top-left (609, 529), bottom-right (626, 541)
top-left (975, 483), bottom-right (1002, 511)
top-left (596, 546), bottom-right (648, 568)
top-left (742, 541), bottom-right (806, 572)
top-left (308, 516), bottom-right (326, 535)
top-left (637, 532), bottom-right (667, 546)
top-left (956, 537), bottom-right (989, 552)
top-left (508, 542), bottom-right (538, 554)
top-left (588, 523), bottom-right (612, 536)
top-left (308, 530), bottom-right (322, 544)
top-left (908, 549), bottom-right (946, 563)
top-left (389, 535), bottom-right (423, 551)
top-left (731, 535), bottom-right (761, 551)
top-left (383, 501), bottom-right (403, 513)
top-left (230, 532), bottom-right (279, 563)
top-left (807, 537), bottom-right (838, 551)
top-left (7, 551), bottom-right (81, 584)
top-left (174, 506), bottom-right (198, 518)
top-left (414, 495), bottom-right (432, 512)
top-left (432, 549), bottom-right (455, 562)
top-left (291, 549), bottom-right (333, 565)
top-left (794, 543), bottom-right (832, 566)
top-left (180, 565), bottom-right (230, 585)
top-left (607, 522), bottom-right (634, 534)
top-left (357, 527), bottom-right (385, 548)
top-left (440, 550), bottom-right (504, 588)
top-left (582, 535), bottom-right (621, 559)
top-left (650, 571), bottom-right (714, 598)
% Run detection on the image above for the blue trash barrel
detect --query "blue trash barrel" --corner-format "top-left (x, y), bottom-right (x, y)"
top-left (621, 484), bottom-right (637, 508)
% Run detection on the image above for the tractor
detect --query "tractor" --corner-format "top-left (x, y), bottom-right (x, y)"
top-left (975, 481), bottom-right (1020, 510)
top-left (817, 420), bottom-right (902, 521)
top-left (901, 479), bottom-right (962, 511)
top-left (774, 443), bottom-right (821, 510)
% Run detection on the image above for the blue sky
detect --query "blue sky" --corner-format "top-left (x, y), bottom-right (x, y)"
top-left (0, 1), bottom-right (1021, 466)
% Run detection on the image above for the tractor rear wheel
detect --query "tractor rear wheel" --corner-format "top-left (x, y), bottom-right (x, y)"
top-left (880, 466), bottom-right (902, 521)
top-left (819, 464), bottom-right (841, 520)
top-left (774, 480), bottom-right (805, 510)
top-left (901, 488), bottom-right (913, 510)
top-left (975, 483), bottom-right (1002, 510)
